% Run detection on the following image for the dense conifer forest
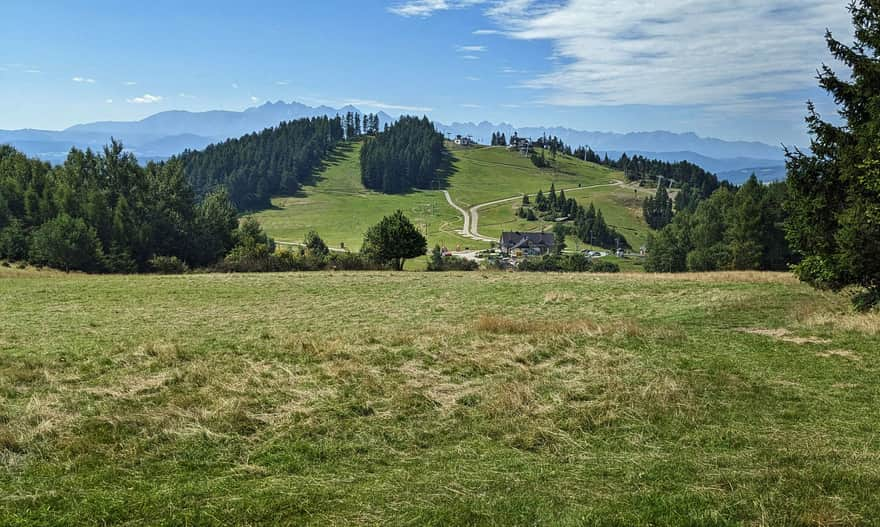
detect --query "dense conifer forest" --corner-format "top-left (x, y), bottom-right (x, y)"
top-left (178, 116), bottom-right (345, 211)
top-left (0, 142), bottom-right (239, 272)
top-left (360, 116), bottom-right (444, 193)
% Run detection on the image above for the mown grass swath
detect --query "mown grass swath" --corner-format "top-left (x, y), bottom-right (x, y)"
top-left (1, 269), bottom-right (878, 524)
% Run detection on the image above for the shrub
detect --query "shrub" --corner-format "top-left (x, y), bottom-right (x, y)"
top-left (304, 230), bottom-right (330, 258)
top-left (427, 245), bottom-right (479, 271)
top-left (149, 256), bottom-right (189, 274)
top-left (591, 260), bottom-right (621, 273)
top-left (329, 251), bottom-right (382, 271)
top-left (518, 254), bottom-right (618, 273)
top-left (28, 215), bottom-right (104, 272)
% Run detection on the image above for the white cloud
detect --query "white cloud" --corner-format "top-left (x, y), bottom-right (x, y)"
top-left (465, 76), bottom-right (481, 81)
top-left (345, 98), bottom-right (433, 113)
top-left (389, 0), bottom-right (487, 17)
top-left (127, 94), bottom-right (163, 104)
top-left (250, 96), bottom-right (260, 103)
top-left (179, 92), bottom-right (197, 99)
top-left (456, 45), bottom-right (487, 53)
top-left (25, 69), bottom-right (42, 74)
top-left (105, 99), bottom-right (114, 104)
top-left (461, 55), bottom-right (480, 60)
top-left (393, 0), bottom-right (852, 111)
top-left (123, 81), bottom-right (137, 86)
top-left (460, 103), bottom-right (482, 108)
top-left (276, 80), bottom-right (290, 86)
top-left (72, 76), bottom-right (96, 84)
top-left (480, 0), bottom-right (852, 108)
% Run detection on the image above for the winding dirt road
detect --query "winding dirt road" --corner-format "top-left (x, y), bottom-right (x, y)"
top-left (444, 181), bottom-right (625, 242)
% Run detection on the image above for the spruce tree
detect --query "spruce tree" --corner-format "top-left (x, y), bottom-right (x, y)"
top-left (786, 1), bottom-right (880, 309)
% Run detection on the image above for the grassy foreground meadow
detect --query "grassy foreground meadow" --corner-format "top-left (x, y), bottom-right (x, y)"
top-left (2, 269), bottom-right (880, 525)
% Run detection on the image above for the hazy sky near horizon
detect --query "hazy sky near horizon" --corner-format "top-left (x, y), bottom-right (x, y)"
top-left (0, 0), bottom-right (853, 145)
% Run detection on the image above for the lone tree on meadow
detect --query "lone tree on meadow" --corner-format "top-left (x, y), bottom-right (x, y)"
top-left (361, 210), bottom-right (427, 271)
top-left (786, 1), bottom-right (880, 310)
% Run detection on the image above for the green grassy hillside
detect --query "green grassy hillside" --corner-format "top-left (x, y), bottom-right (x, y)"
top-left (250, 142), bottom-right (652, 253)
top-left (2, 269), bottom-right (878, 525)
top-left (250, 142), bottom-right (472, 253)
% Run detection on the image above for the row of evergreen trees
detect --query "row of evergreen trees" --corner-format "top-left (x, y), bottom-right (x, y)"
top-left (344, 112), bottom-right (382, 139)
top-left (490, 132), bottom-right (508, 146)
top-left (645, 176), bottom-right (791, 272)
top-left (360, 116), bottom-right (444, 194)
top-left (0, 142), bottom-right (240, 272)
top-left (179, 116), bottom-right (345, 211)
top-left (517, 184), bottom-right (629, 250)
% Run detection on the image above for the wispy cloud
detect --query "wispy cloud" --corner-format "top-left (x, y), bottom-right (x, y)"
top-left (345, 98), bottom-right (433, 113)
top-left (461, 55), bottom-right (480, 60)
top-left (456, 45), bottom-right (487, 53)
top-left (480, 0), bottom-right (851, 108)
top-left (473, 29), bottom-right (501, 35)
top-left (179, 92), bottom-right (197, 99)
top-left (250, 96), bottom-right (260, 103)
top-left (465, 76), bottom-right (481, 81)
top-left (460, 103), bottom-right (482, 108)
top-left (25, 69), bottom-right (42, 74)
top-left (105, 99), bottom-right (114, 104)
top-left (276, 80), bottom-right (291, 86)
top-left (388, 0), bottom-right (487, 17)
top-left (72, 76), bottom-right (96, 84)
top-left (127, 94), bottom-right (163, 104)
top-left (123, 81), bottom-right (137, 86)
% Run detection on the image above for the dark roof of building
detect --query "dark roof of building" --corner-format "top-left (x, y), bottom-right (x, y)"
top-left (500, 231), bottom-right (554, 248)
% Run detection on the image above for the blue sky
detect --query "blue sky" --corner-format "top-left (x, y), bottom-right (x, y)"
top-left (0, 0), bottom-right (852, 145)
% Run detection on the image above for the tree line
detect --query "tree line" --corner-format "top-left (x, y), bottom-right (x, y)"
top-left (645, 175), bottom-right (791, 273)
top-left (179, 116), bottom-right (345, 211)
top-left (517, 184), bottom-right (629, 250)
top-left (0, 141), bottom-right (240, 272)
top-left (360, 116), bottom-right (444, 193)
top-left (344, 111), bottom-right (382, 139)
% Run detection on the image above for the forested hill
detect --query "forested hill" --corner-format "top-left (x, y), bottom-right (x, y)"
top-left (360, 116), bottom-right (444, 194)
top-left (177, 116), bottom-right (345, 211)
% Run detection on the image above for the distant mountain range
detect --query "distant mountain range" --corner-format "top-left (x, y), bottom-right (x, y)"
top-left (0, 100), bottom-right (787, 183)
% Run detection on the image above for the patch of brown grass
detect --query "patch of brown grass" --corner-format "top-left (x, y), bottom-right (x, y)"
top-left (803, 311), bottom-right (880, 336)
top-left (543, 291), bottom-right (576, 304)
top-left (738, 328), bottom-right (831, 345)
top-left (618, 271), bottom-right (798, 284)
top-left (816, 349), bottom-right (860, 361)
top-left (475, 314), bottom-right (641, 338)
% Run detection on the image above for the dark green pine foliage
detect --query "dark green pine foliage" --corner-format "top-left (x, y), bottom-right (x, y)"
top-left (0, 141), bottom-right (242, 272)
top-left (645, 175), bottom-right (792, 273)
top-left (785, 1), bottom-right (880, 308)
top-left (643, 184), bottom-right (675, 229)
top-left (179, 116), bottom-right (344, 211)
top-left (360, 116), bottom-right (444, 194)
top-left (522, 187), bottom-right (629, 250)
